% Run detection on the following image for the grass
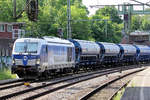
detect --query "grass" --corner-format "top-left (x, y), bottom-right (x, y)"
top-left (0, 68), bottom-right (16, 80)
top-left (131, 82), bottom-right (135, 88)
top-left (113, 87), bottom-right (125, 100)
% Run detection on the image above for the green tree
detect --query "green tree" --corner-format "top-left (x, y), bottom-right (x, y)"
top-left (17, 0), bottom-right (91, 40)
top-left (141, 15), bottom-right (150, 31)
top-left (0, 0), bottom-right (26, 22)
top-left (131, 15), bottom-right (142, 31)
top-left (91, 7), bottom-right (123, 43)
top-left (96, 6), bottom-right (122, 24)
top-left (0, 0), bottom-right (14, 22)
top-left (0, 0), bottom-right (123, 42)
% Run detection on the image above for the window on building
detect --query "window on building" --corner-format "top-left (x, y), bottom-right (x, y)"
top-left (7, 25), bottom-right (12, 32)
top-left (0, 24), bottom-right (5, 32)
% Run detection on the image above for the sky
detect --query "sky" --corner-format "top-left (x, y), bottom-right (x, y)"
top-left (82, 0), bottom-right (150, 15)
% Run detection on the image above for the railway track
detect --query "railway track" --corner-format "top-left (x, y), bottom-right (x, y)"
top-left (80, 68), bottom-right (143, 100)
top-left (108, 80), bottom-right (130, 100)
top-left (0, 67), bottom-right (116, 91)
top-left (0, 78), bottom-right (26, 90)
top-left (0, 78), bottom-right (24, 86)
top-left (0, 65), bottom-right (145, 100)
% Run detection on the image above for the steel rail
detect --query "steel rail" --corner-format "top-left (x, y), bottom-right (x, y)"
top-left (0, 67), bottom-right (123, 100)
top-left (0, 82), bottom-right (25, 90)
top-left (108, 80), bottom-right (131, 100)
top-left (23, 66), bottom-right (143, 100)
top-left (79, 68), bottom-right (144, 100)
top-left (23, 70), bottom-right (119, 100)
top-left (0, 78), bottom-right (24, 85)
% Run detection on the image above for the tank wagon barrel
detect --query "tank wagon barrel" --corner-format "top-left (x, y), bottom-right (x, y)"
top-left (69, 39), bottom-right (100, 67)
top-left (96, 42), bottom-right (120, 64)
top-left (135, 45), bottom-right (150, 62)
top-left (118, 44), bottom-right (138, 63)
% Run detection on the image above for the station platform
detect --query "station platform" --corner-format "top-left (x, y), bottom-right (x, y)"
top-left (121, 67), bottom-right (150, 100)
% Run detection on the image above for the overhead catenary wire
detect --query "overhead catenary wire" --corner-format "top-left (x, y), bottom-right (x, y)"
top-left (130, 0), bottom-right (150, 7)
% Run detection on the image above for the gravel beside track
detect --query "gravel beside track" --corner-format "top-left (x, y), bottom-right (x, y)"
top-left (0, 82), bottom-right (25, 90)
top-left (87, 71), bottom-right (136, 100)
top-left (0, 65), bottom-right (146, 100)
top-left (0, 67), bottom-right (119, 100)
top-left (32, 68), bottom-right (145, 100)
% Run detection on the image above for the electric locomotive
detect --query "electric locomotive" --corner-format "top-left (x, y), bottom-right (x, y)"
top-left (12, 36), bottom-right (75, 78)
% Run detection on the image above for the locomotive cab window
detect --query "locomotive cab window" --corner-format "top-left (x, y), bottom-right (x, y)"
top-left (14, 42), bottom-right (38, 53)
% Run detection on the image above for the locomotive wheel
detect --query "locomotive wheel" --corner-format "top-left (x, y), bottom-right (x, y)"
top-left (42, 70), bottom-right (49, 79)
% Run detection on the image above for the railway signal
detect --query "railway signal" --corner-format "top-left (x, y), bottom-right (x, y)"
top-left (57, 28), bottom-right (63, 38)
top-left (26, 0), bottom-right (38, 21)
top-left (13, 0), bottom-right (38, 21)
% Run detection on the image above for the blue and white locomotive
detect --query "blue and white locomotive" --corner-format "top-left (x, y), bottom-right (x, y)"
top-left (12, 36), bottom-right (75, 78)
top-left (11, 36), bottom-right (150, 78)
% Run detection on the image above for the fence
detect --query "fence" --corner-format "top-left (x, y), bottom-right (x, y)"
top-left (0, 56), bottom-right (12, 69)
top-left (0, 39), bottom-right (15, 69)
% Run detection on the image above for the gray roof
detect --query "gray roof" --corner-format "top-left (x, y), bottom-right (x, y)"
top-left (130, 31), bottom-right (150, 36)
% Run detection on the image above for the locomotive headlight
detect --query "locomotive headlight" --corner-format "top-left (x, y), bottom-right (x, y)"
top-left (12, 59), bottom-right (15, 64)
top-left (36, 59), bottom-right (40, 65)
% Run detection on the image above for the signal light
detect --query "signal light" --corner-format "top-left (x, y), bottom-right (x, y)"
top-left (124, 14), bottom-right (128, 21)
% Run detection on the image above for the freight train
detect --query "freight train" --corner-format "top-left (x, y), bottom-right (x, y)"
top-left (11, 36), bottom-right (150, 78)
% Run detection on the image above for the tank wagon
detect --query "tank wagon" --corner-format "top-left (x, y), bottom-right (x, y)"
top-left (11, 36), bottom-right (150, 79)
top-left (135, 45), bottom-right (150, 62)
top-left (97, 42), bottom-right (120, 65)
top-left (118, 44), bottom-right (138, 63)
top-left (69, 39), bottom-right (100, 68)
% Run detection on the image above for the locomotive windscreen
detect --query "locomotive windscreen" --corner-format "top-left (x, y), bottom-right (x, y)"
top-left (14, 42), bottom-right (38, 53)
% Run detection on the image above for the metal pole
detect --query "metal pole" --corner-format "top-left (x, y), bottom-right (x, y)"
top-left (105, 20), bottom-right (107, 38)
top-left (13, 0), bottom-right (16, 18)
top-left (67, 0), bottom-right (71, 39)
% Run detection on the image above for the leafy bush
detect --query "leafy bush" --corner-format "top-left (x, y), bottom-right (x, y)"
top-left (0, 68), bottom-right (16, 80)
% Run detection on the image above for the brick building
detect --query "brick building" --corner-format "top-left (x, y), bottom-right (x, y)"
top-left (0, 22), bottom-right (25, 39)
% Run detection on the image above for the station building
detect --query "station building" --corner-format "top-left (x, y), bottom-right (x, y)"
top-left (121, 31), bottom-right (150, 45)
top-left (129, 31), bottom-right (150, 45)
top-left (0, 22), bottom-right (25, 39)
top-left (0, 22), bottom-right (25, 68)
